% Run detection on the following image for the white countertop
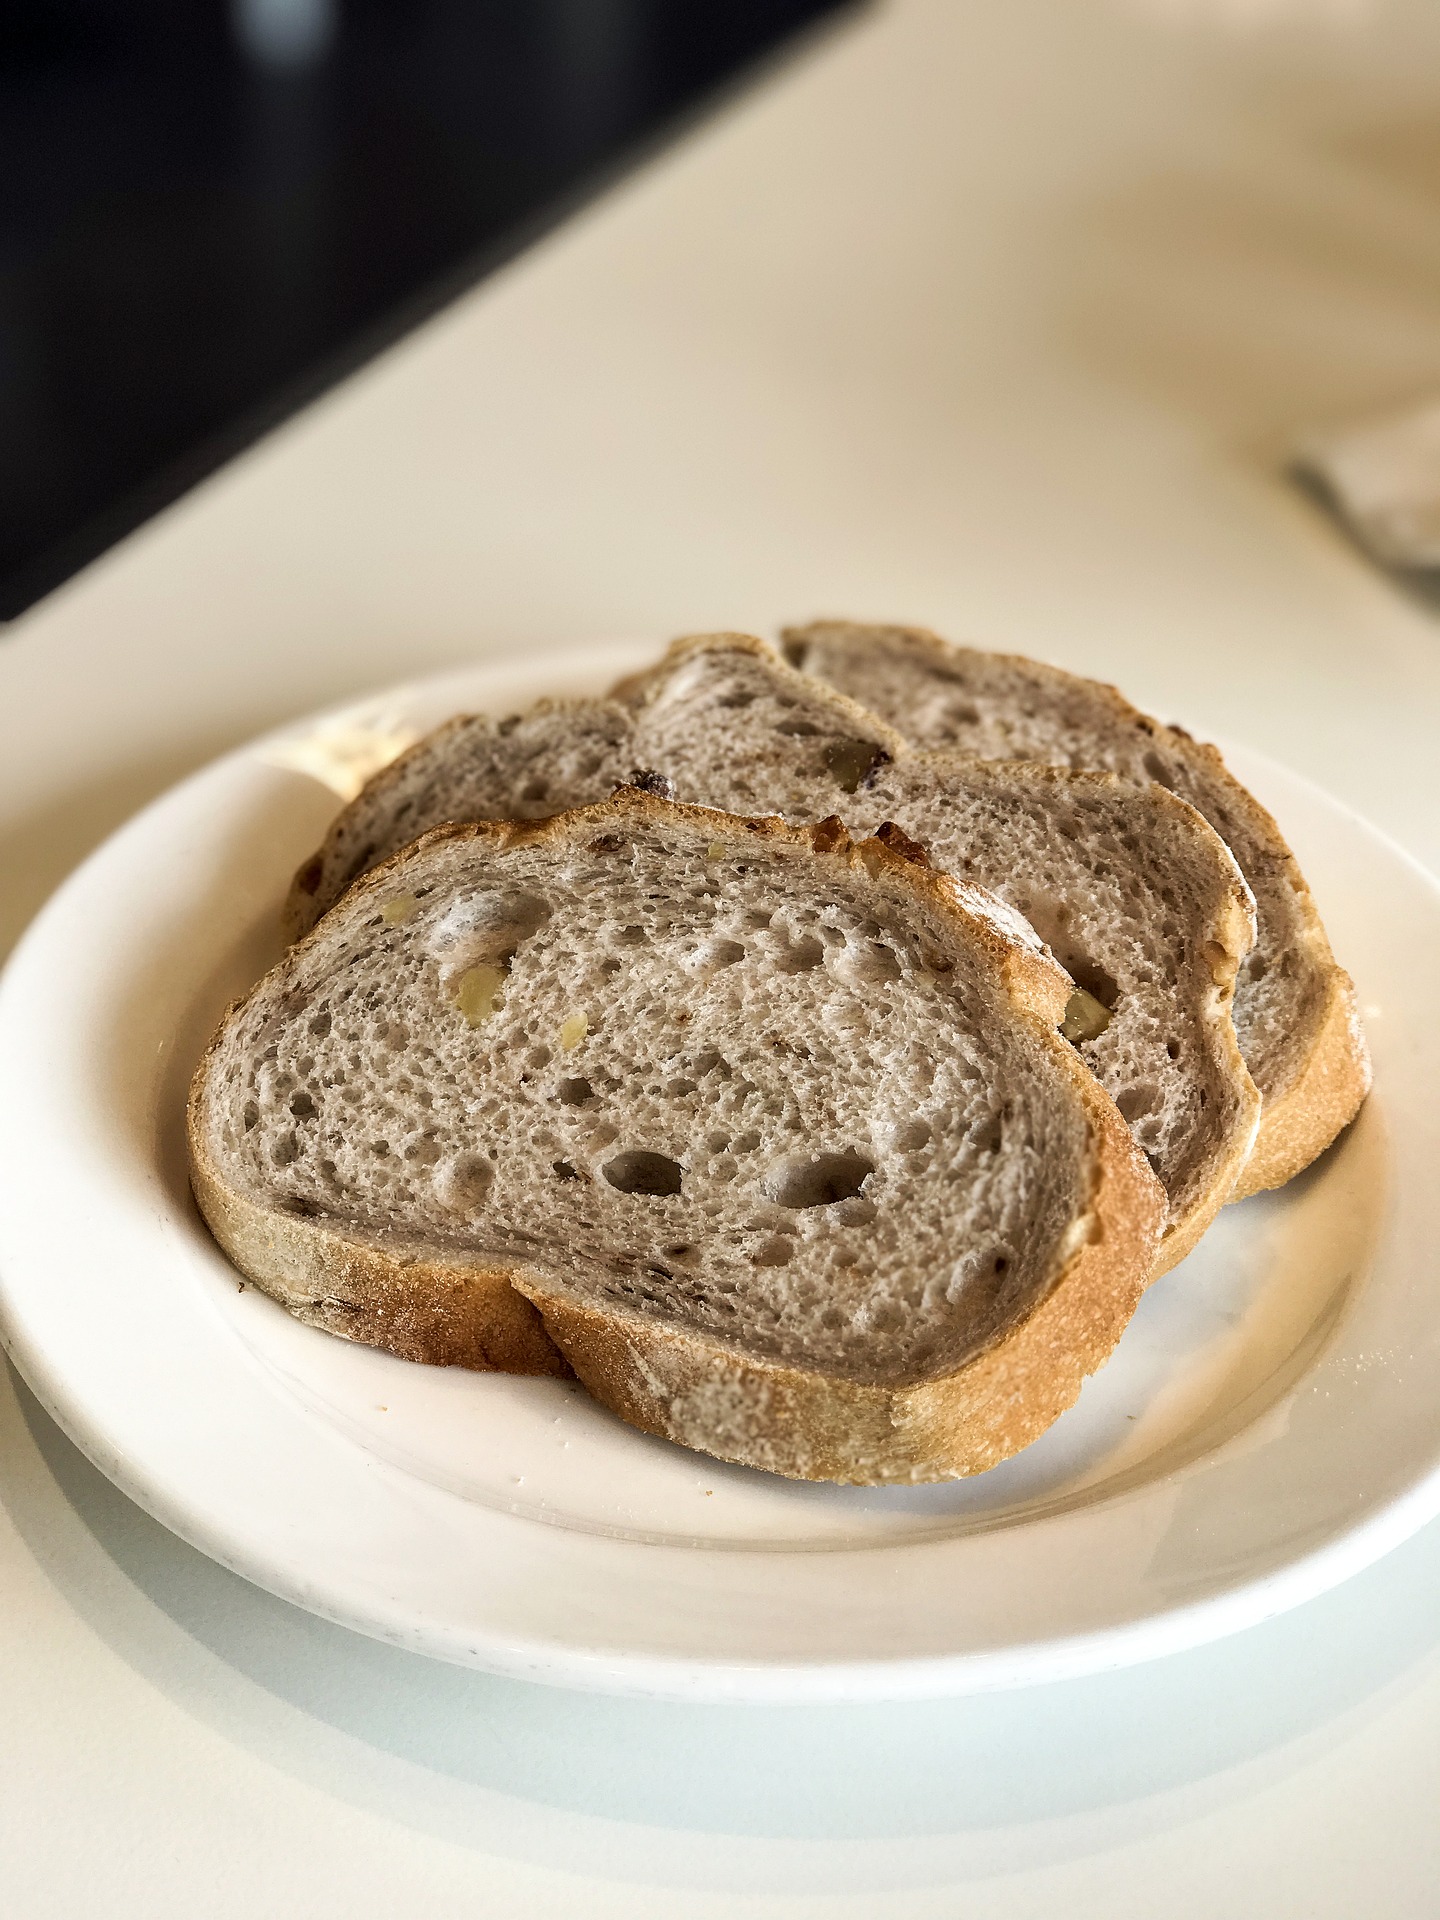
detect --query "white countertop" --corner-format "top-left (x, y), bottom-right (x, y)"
top-left (4, 0), bottom-right (1440, 1910)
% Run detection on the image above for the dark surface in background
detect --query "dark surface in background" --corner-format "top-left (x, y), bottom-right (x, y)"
top-left (0, 0), bottom-right (849, 620)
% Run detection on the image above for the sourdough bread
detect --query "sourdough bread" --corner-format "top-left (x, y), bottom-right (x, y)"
top-left (192, 793), bottom-right (1163, 1482)
top-left (287, 635), bottom-right (1260, 1272)
top-left (783, 618), bottom-right (1370, 1195)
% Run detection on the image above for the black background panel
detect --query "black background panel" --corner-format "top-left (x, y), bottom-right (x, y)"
top-left (0, 1), bottom-right (850, 618)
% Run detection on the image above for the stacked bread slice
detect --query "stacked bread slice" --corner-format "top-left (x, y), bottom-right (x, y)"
top-left (189, 626), bottom-right (1368, 1484)
top-left (780, 620), bottom-right (1370, 1196)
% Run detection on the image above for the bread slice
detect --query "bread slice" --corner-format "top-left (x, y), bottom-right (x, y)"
top-left (192, 792), bottom-right (1163, 1483)
top-left (286, 635), bottom-right (1259, 1274)
top-left (783, 619), bottom-right (1371, 1196)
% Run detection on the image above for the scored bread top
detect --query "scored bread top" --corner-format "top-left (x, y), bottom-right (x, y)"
top-left (191, 793), bottom-right (1163, 1481)
top-left (783, 618), bottom-right (1371, 1195)
top-left (284, 634), bottom-right (1260, 1273)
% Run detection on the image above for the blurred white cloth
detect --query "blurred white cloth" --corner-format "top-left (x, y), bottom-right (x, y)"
top-left (1296, 398), bottom-right (1440, 570)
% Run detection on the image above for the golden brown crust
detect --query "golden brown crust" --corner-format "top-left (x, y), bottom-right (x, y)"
top-left (188, 791), bottom-right (1163, 1469)
top-left (188, 1063), bottom-right (570, 1375)
top-left (1174, 734), bottom-right (1371, 1183)
top-left (1230, 965), bottom-right (1370, 1197)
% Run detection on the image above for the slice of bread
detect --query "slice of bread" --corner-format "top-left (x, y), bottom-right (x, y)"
top-left (192, 792), bottom-right (1163, 1483)
top-left (783, 619), bottom-right (1371, 1196)
top-left (286, 635), bottom-right (1260, 1273)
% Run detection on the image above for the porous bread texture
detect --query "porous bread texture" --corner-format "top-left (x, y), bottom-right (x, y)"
top-left (285, 635), bottom-right (1259, 1273)
top-left (191, 794), bottom-right (1164, 1483)
top-left (624, 640), bottom-right (1259, 1270)
top-left (284, 702), bottom-right (636, 943)
top-left (783, 618), bottom-right (1371, 1195)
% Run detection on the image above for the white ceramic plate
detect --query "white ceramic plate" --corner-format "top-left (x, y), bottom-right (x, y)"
top-left (0, 642), bottom-right (1432, 1700)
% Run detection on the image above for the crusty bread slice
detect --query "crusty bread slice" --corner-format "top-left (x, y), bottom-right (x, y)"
top-left (783, 619), bottom-right (1371, 1196)
top-left (192, 792), bottom-right (1163, 1483)
top-left (285, 635), bottom-right (1259, 1273)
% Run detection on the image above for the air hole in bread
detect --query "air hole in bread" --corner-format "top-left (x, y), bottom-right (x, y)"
top-left (242, 1101), bottom-right (259, 1131)
top-left (427, 890), bottom-right (552, 980)
top-left (692, 937), bottom-right (744, 972)
top-left (603, 1150), bottom-right (684, 1197)
top-left (756, 1236), bottom-right (794, 1267)
top-left (764, 1149), bottom-right (874, 1209)
top-left (308, 1011), bottom-right (331, 1038)
top-left (778, 719), bottom-right (821, 737)
top-left (434, 1153), bottom-right (494, 1211)
top-left (1064, 954), bottom-right (1120, 1012)
top-left (766, 931), bottom-right (825, 972)
top-left (552, 1159), bottom-right (581, 1182)
top-left (1142, 750), bottom-right (1175, 791)
top-left (558, 1077), bottom-right (593, 1107)
top-left (271, 1131), bottom-right (299, 1167)
top-left (1116, 1084), bottom-right (1158, 1123)
top-left (289, 1091), bottom-right (316, 1119)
